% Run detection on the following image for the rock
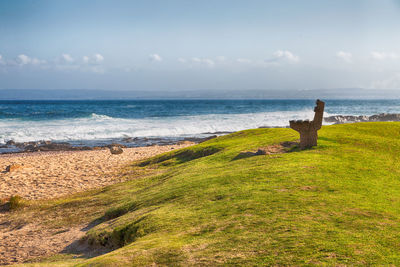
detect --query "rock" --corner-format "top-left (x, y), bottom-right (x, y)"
top-left (5, 164), bottom-right (23, 172)
top-left (370, 113), bottom-right (400, 122)
top-left (107, 143), bottom-right (126, 148)
top-left (198, 135), bottom-right (218, 143)
top-left (15, 142), bottom-right (26, 148)
top-left (324, 115), bottom-right (368, 124)
top-left (324, 113), bottom-right (400, 124)
top-left (32, 143), bottom-right (72, 152)
top-left (24, 144), bottom-right (39, 152)
top-left (109, 146), bottom-right (123, 155)
top-left (6, 140), bottom-right (16, 146)
top-left (122, 137), bottom-right (134, 143)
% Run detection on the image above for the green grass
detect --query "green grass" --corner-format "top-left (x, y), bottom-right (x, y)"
top-left (14, 122), bottom-right (400, 265)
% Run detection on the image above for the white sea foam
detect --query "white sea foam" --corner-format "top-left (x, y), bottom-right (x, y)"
top-left (90, 113), bottom-right (114, 120)
top-left (0, 110), bottom-right (331, 144)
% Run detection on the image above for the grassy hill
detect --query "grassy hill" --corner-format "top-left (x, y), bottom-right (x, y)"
top-left (15, 122), bottom-right (400, 265)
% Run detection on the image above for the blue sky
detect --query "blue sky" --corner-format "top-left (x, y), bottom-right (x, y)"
top-left (1, 0), bottom-right (400, 91)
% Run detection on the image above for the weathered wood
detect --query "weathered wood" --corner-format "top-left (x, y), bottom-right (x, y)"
top-left (289, 99), bottom-right (325, 149)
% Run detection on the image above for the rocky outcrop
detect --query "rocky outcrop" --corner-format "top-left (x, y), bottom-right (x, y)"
top-left (324, 113), bottom-right (400, 124)
top-left (1, 135), bottom-right (216, 154)
top-left (5, 140), bottom-right (16, 146)
top-left (1, 140), bottom-right (95, 153)
top-left (23, 142), bottom-right (92, 152)
top-left (290, 99), bottom-right (325, 149)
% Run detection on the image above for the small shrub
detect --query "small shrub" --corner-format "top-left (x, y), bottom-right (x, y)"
top-left (8, 195), bottom-right (27, 211)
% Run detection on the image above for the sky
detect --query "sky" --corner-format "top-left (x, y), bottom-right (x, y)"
top-left (1, 0), bottom-right (400, 92)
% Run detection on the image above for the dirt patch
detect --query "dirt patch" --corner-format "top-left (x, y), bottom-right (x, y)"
top-left (0, 218), bottom-right (85, 265)
top-left (300, 186), bottom-right (318, 191)
top-left (233, 141), bottom-right (298, 160)
top-left (255, 141), bottom-right (298, 155)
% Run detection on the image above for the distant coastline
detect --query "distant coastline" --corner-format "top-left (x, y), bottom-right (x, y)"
top-left (2, 88), bottom-right (400, 100)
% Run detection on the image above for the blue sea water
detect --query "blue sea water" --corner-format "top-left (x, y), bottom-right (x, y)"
top-left (1, 99), bottom-right (400, 146)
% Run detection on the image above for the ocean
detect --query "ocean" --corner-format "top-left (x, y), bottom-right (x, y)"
top-left (1, 99), bottom-right (400, 150)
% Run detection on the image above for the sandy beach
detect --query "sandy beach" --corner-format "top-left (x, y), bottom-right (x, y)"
top-left (0, 143), bottom-right (193, 200)
top-left (0, 144), bottom-right (192, 264)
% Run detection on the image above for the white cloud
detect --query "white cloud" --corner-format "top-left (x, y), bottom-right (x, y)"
top-left (336, 51), bottom-right (353, 63)
top-left (149, 54), bottom-right (162, 62)
top-left (16, 54), bottom-right (46, 66)
top-left (82, 56), bottom-right (89, 63)
top-left (17, 54), bottom-right (31, 65)
top-left (191, 57), bottom-right (201, 63)
top-left (191, 57), bottom-right (215, 67)
top-left (236, 58), bottom-right (252, 63)
top-left (52, 53), bottom-right (105, 73)
top-left (216, 56), bottom-right (226, 62)
top-left (61, 54), bottom-right (74, 63)
top-left (82, 54), bottom-right (104, 64)
top-left (94, 53), bottom-right (104, 63)
top-left (80, 54), bottom-right (105, 73)
top-left (0, 53), bottom-right (104, 73)
top-left (31, 58), bottom-right (46, 65)
top-left (266, 50), bottom-right (299, 63)
top-left (370, 51), bottom-right (399, 60)
top-left (177, 57), bottom-right (187, 63)
top-left (203, 59), bottom-right (215, 66)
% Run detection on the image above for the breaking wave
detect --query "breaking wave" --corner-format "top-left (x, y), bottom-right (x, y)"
top-left (0, 109), bottom-right (326, 144)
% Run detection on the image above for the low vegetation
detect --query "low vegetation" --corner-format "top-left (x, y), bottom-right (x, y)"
top-left (10, 122), bottom-right (400, 265)
top-left (8, 195), bottom-right (28, 211)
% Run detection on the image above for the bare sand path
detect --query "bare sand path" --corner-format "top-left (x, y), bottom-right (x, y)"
top-left (0, 144), bottom-right (193, 265)
top-left (0, 144), bottom-right (192, 200)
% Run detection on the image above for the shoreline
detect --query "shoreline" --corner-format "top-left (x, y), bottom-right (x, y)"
top-left (0, 135), bottom-right (217, 155)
